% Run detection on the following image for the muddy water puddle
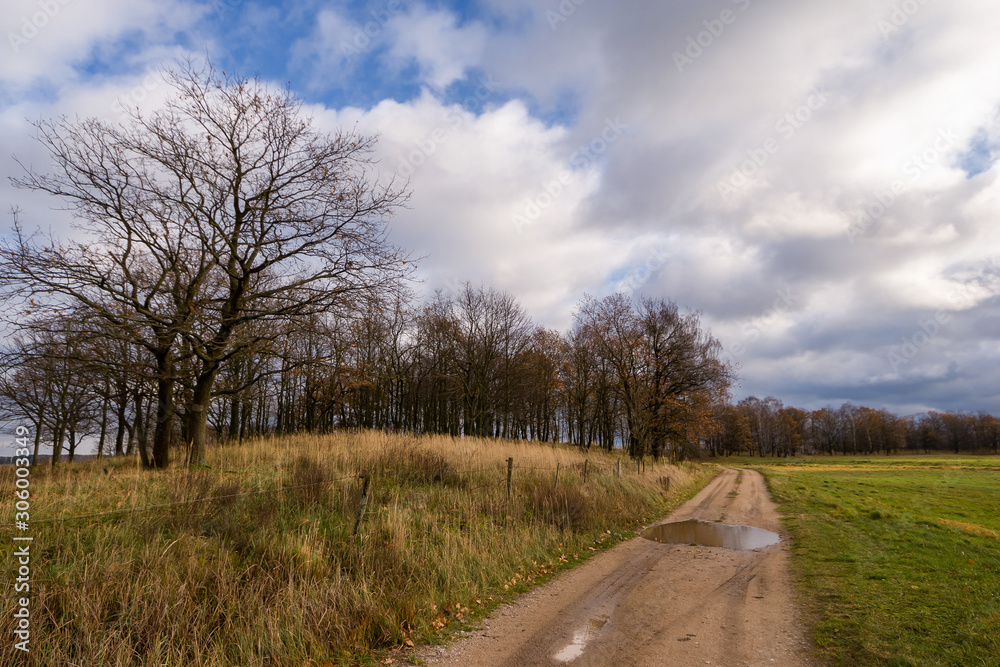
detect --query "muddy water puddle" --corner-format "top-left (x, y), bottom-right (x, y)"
top-left (641, 520), bottom-right (780, 550)
top-left (553, 616), bottom-right (608, 662)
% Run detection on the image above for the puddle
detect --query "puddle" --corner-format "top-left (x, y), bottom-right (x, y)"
top-left (553, 616), bottom-right (608, 662)
top-left (641, 520), bottom-right (780, 550)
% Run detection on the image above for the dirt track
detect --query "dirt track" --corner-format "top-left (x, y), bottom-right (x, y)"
top-left (416, 468), bottom-right (813, 666)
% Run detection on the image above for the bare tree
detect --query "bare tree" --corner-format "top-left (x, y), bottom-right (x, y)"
top-left (638, 297), bottom-right (732, 461)
top-left (4, 61), bottom-right (412, 467)
top-left (577, 293), bottom-right (647, 456)
top-left (575, 294), bottom-right (732, 460)
top-left (0, 336), bottom-right (50, 465)
top-left (0, 319), bottom-right (101, 464)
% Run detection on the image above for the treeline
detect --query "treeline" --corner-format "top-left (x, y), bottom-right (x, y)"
top-left (0, 285), bottom-right (733, 466)
top-left (4, 285), bottom-right (998, 466)
top-left (1, 63), bottom-right (995, 469)
top-left (708, 396), bottom-right (1000, 457)
top-left (0, 63), bottom-right (730, 469)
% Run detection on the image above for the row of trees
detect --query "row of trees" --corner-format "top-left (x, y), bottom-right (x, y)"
top-left (1, 62), bottom-right (410, 468)
top-left (0, 283), bottom-right (734, 466)
top-left (707, 397), bottom-right (1000, 457)
top-left (1, 61), bottom-right (995, 468)
top-left (0, 61), bottom-right (735, 469)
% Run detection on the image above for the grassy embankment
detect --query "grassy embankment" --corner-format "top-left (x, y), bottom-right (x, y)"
top-left (726, 455), bottom-right (1000, 666)
top-left (1, 432), bottom-right (715, 666)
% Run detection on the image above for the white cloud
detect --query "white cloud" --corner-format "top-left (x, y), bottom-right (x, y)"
top-left (291, 2), bottom-right (486, 92)
top-left (385, 5), bottom-right (486, 90)
top-left (0, 0), bottom-right (205, 89)
top-left (308, 91), bottom-right (620, 328)
top-left (5, 0), bottom-right (1000, 413)
top-left (289, 6), bottom-right (361, 86)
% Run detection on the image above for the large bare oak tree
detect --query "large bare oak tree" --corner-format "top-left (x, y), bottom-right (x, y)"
top-left (2, 61), bottom-right (411, 467)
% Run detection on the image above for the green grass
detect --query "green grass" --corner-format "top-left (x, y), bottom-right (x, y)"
top-left (0, 432), bottom-right (715, 666)
top-left (723, 455), bottom-right (1000, 666)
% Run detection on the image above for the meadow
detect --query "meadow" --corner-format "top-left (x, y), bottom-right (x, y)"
top-left (727, 454), bottom-right (1000, 666)
top-left (0, 433), bottom-right (712, 666)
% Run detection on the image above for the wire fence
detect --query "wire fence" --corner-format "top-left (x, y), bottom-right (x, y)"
top-left (0, 474), bottom-right (361, 528)
top-left (0, 454), bottom-right (674, 599)
top-left (1, 454), bottom-right (666, 530)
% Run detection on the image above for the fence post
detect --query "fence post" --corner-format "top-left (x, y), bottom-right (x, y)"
top-left (617, 458), bottom-right (621, 478)
top-left (506, 457), bottom-right (513, 501)
top-left (353, 474), bottom-right (371, 536)
top-left (554, 462), bottom-right (560, 492)
top-left (583, 459), bottom-right (588, 483)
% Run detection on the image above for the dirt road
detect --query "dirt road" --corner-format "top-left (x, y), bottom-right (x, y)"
top-left (417, 468), bottom-right (813, 666)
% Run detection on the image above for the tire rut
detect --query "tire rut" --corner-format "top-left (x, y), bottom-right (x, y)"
top-left (416, 467), bottom-right (813, 666)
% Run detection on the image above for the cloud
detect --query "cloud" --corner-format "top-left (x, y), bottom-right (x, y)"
top-left (288, 5), bottom-right (364, 87)
top-left (1, 0), bottom-right (206, 91)
top-left (505, 0), bottom-right (1000, 412)
top-left (385, 5), bottom-right (487, 90)
top-left (4, 0), bottom-right (1000, 415)
top-left (307, 90), bottom-right (619, 325)
top-left (291, 2), bottom-right (487, 92)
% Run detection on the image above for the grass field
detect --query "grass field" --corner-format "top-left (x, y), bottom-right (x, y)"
top-left (725, 454), bottom-right (1000, 666)
top-left (0, 433), bottom-right (713, 666)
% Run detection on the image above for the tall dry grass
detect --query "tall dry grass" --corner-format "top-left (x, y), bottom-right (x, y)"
top-left (0, 432), bottom-right (714, 665)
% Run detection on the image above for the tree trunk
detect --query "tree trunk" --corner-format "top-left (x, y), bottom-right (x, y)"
top-left (229, 398), bottom-right (240, 441)
top-left (133, 392), bottom-right (151, 468)
top-left (51, 420), bottom-right (64, 467)
top-left (114, 397), bottom-right (128, 456)
top-left (151, 373), bottom-right (174, 468)
top-left (188, 366), bottom-right (219, 466)
top-left (31, 408), bottom-right (44, 467)
top-left (97, 391), bottom-right (109, 460)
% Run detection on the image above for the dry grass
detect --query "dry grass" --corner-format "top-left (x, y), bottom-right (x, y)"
top-left (0, 431), bottom-right (713, 666)
top-left (934, 517), bottom-right (1000, 540)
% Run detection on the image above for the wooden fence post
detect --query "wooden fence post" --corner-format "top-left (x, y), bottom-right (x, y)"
top-left (506, 457), bottom-right (513, 501)
top-left (554, 462), bottom-right (561, 492)
top-left (353, 474), bottom-right (371, 536)
top-left (617, 458), bottom-right (621, 478)
top-left (583, 459), bottom-right (589, 483)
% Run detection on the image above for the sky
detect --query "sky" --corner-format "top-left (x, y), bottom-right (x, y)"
top-left (1, 0), bottom-right (999, 417)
